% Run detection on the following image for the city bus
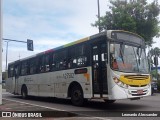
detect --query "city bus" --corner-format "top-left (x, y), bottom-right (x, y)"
top-left (6, 30), bottom-right (151, 106)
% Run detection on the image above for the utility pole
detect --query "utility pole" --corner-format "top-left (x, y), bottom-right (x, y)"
top-left (97, 0), bottom-right (101, 33)
top-left (0, 0), bottom-right (2, 105)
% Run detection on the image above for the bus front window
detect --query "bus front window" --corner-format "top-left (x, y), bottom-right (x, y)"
top-left (110, 43), bottom-right (149, 73)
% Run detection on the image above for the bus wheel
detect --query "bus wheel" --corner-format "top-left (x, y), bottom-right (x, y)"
top-left (71, 85), bottom-right (84, 106)
top-left (104, 100), bottom-right (116, 104)
top-left (21, 86), bottom-right (28, 99)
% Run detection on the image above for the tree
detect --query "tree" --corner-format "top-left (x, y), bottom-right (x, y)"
top-left (148, 47), bottom-right (160, 58)
top-left (92, 0), bottom-right (160, 45)
top-left (148, 47), bottom-right (160, 66)
top-left (148, 47), bottom-right (160, 72)
top-left (150, 69), bottom-right (157, 78)
top-left (149, 47), bottom-right (160, 84)
top-left (149, 47), bottom-right (160, 58)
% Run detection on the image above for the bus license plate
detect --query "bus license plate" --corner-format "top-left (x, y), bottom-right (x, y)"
top-left (137, 90), bottom-right (143, 94)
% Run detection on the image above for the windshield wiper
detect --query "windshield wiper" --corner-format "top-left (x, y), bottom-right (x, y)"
top-left (120, 44), bottom-right (124, 64)
top-left (133, 47), bottom-right (139, 72)
top-left (137, 47), bottom-right (142, 64)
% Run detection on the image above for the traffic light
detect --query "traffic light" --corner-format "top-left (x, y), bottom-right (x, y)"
top-left (27, 39), bottom-right (34, 51)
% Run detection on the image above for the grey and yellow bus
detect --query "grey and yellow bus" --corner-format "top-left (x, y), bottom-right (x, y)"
top-left (6, 30), bottom-right (151, 106)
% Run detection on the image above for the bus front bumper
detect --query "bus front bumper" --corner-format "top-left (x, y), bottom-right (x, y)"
top-left (109, 84), bottom-right (151, 100)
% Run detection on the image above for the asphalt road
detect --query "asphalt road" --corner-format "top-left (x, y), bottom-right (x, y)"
top-left (2, 90), bottom-right (160, 120)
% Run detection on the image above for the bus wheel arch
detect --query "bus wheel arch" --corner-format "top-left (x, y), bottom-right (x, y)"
top-left (68, 81), bottom-right (84, 106)
top-left (21, 84), bottom-right (28, 99)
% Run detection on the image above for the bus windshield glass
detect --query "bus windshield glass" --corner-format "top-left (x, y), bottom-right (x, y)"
top-left (110, 43), bottom-right (149, 73)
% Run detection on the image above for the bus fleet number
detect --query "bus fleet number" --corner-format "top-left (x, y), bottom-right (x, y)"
top-left (63, 73), bottom-right (74, 79)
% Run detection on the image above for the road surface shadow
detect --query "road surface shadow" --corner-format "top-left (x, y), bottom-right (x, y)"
top-left (84, 100), bottom-right (145, 111)
top-left (10, 95), bottom-right (146, 111)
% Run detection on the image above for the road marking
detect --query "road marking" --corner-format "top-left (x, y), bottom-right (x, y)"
top-left (3, 98), bottom-right (111, 120)
top-left (3, 98), bottom-right (65, 111)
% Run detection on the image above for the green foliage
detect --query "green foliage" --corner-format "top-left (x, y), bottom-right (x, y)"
top-left (92, 0), bottom-right (160, 45)
top-left (148, 47), bottom-right (160, 66)
top-left (154, 47), bottom-right (160, 57)
top-left (151, 69), bottom-right (157, 78)
top-left (148, 47), bottom-right (160, 58)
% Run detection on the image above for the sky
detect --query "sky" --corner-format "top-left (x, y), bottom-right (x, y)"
top-left (2, 0), bottom-right (160, 72)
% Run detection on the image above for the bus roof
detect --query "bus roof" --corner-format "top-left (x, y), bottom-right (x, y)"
top-left (8, 30), bottom-right (143, 65)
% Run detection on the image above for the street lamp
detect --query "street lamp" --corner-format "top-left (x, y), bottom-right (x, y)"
top-left (3, 38), bottom-right (34, 70)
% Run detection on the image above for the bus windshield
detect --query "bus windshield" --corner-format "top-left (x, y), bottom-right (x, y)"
top-left (110, 43), bottom-right (149, 73)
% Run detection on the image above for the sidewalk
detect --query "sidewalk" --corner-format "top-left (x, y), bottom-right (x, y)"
top-left (0, 99), bottom-right (84, 120)
top-left (0, 90), bottom-right (99, 120)
top-left (0, 99), bottom-right (53, 111)
top-left (0, 99), bottom-right (100, 120)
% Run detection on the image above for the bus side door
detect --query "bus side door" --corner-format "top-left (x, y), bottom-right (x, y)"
top-left (92, 40), bottom-right (108, 97)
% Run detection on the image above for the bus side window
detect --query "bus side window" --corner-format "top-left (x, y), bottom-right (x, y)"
top-left (77, 56), bottom-right (87, 67)
top-left (68, 44), bottom-right (88, 68)
top-left (8, 65), bottom-right (14, 78)
top-left (59, 59), bottom-right (67, 69)
top-left (29, 58), bottom-right (37, 74)
top-left (76, 44), bottom-right (88, 67)
top-left (73, 59), bottom-right (77, 67)
top-left (68, 58), bottom-right (77, 68)
top-left (39, 56), bottom-right (45, 73)
top-left (68, 46), bottom-right (76, 68)
top-left (14, 63), bottom-right (21, 78)
top-left (21, 61), bottom-right (28, 76)
top-left (53, 50), bottom-right (67, 70)
top-left (44, 54), bottom-right (51, 72)
top-left (52, 54), bottom-right (56, 71)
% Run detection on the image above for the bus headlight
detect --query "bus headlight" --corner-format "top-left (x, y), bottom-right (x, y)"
top-left (113, 77), bottom-right (128, 89)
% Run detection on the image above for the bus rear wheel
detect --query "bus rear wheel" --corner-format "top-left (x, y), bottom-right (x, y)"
top-left (21, 86), bottom-right (28, 99)
top-left (71, 85), bottom-right (84, 106)
top-left (104, 100), bottom-right (116, 104)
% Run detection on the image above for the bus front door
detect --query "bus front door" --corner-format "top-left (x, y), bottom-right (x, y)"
top-left (92, 41), bottom-right (108, 97)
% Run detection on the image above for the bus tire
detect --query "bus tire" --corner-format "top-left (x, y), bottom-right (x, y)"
top-left (21, 86), bottom-right (28, 99)
top-left (71, 85), bottom-right (84, 106)
top-left (104, 100), bottom-right (116, 104)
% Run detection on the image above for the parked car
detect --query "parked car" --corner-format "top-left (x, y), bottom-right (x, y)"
top-left (151, 82), bottom-right (158, 94)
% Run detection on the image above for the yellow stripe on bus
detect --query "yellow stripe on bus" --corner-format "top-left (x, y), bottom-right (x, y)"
top-left (119, 75), bottom-right (150, 86)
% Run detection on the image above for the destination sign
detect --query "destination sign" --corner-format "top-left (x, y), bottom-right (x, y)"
top-left (111, 32), bottom-right (145, 47)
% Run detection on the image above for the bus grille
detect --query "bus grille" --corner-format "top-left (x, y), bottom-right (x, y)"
top-left (124, 75), bottom-right (149, 80)
top-left (129, 89), bottom-right (148, 96)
